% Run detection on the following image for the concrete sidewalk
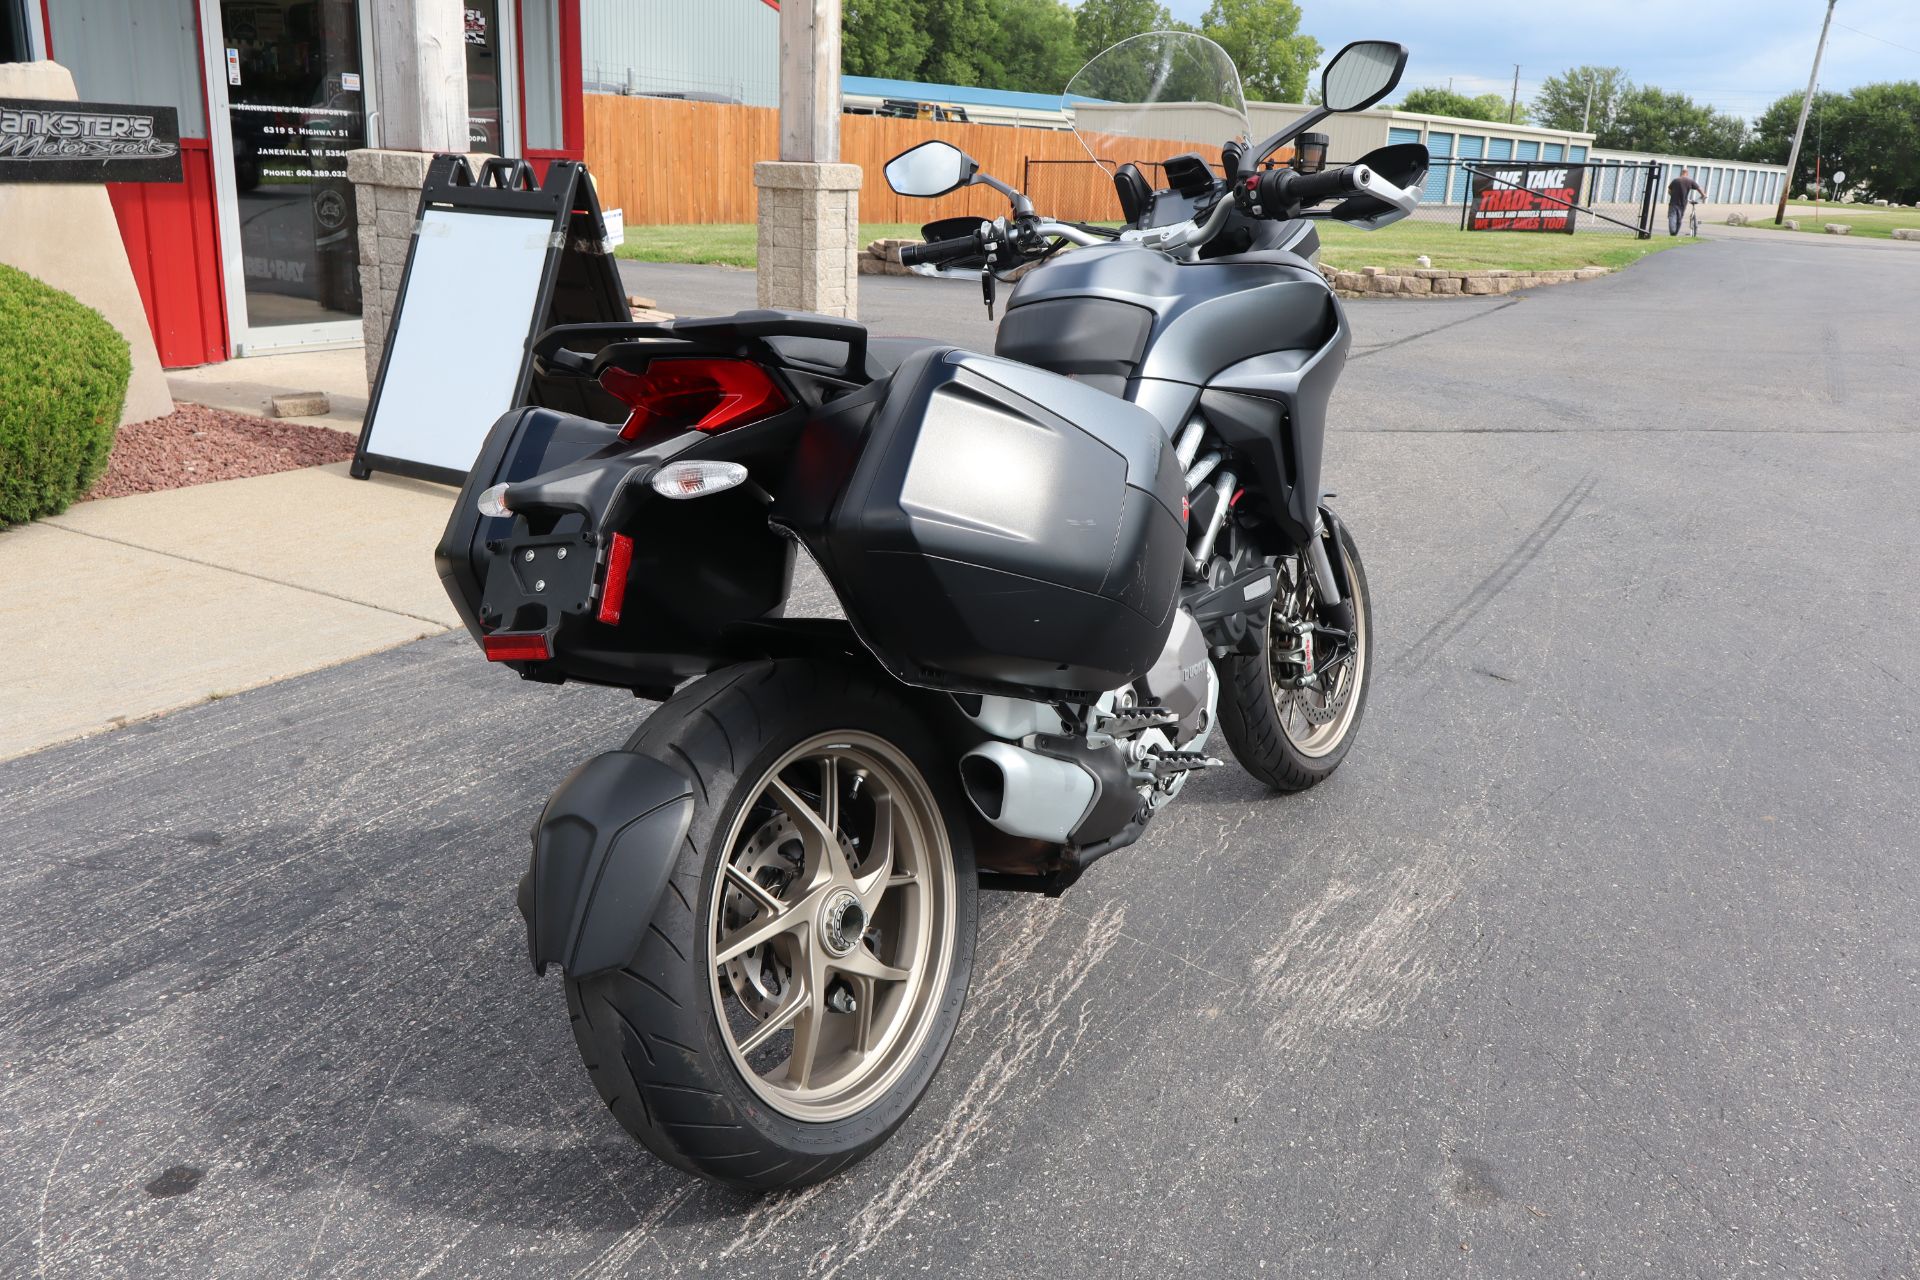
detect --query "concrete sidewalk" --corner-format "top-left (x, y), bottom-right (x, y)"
top-left (2, 463), bottom-right (457, 761)
top-left (165, 344), bottom-right (370, 434)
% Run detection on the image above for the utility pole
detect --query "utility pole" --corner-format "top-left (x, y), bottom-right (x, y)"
top-left (1509, 65), bottom-right (1520, 124)
top-left (1775, 0), bottom-right (1837, 225)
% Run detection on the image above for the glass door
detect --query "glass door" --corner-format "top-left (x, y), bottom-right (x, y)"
top-left (215, 0), bottom-right (368, 344)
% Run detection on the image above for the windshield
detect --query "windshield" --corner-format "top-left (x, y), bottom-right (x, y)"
top-left (1066, 32), bottom-right (1250, 176)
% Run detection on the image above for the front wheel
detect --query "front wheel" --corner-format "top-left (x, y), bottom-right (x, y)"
top-left (1216, 514), bottom-right (1373, 791)
top-left (564, 660), bottom-right (977, 1190)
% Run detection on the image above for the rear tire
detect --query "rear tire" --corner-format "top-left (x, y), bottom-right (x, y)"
top-left (563, 659), bottom-right (977, 1191)
top-left (1216, 516), bottom-right (1372, 792)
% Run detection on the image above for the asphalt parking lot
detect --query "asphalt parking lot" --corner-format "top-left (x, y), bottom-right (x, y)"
top-left (5, 234), bottom-right (1918, 1277)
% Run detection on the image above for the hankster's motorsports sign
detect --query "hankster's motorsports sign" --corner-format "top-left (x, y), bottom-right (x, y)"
top-left (0, 99), bottom-right (182, 183)
top-left (1469, 163), bottom-right (1586, 233)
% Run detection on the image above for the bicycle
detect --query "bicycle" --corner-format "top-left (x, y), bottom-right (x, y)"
top-left (1688, 189), bottom-right (1703, 237)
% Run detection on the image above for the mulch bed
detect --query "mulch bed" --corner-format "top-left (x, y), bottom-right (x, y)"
top-left (85, 403), bottom-right (357, 500)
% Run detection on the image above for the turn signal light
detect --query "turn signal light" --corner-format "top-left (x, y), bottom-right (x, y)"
top-left (476, 483), bottom-right (512, 517)
top-left (652, 460), bottom-right (749, 500)
top-left (483, 634), bottom-right (551, 662)
top-left (600, 358), bottom-right (788, 441)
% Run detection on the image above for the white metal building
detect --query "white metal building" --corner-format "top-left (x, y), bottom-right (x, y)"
top-left (582, 0), bottom-right (779, 104)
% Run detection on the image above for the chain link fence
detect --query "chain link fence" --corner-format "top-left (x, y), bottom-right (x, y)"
top-left (1020, 155), bottom-right (1668, 238)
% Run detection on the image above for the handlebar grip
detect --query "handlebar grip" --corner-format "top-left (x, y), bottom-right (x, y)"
top-left (1251, 163), bottom-right (1372, 215)
top-left (899, 234), bottom-right (980, 267)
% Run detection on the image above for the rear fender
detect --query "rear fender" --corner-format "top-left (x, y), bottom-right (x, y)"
top-left (518, 751), bottom-right (696, 977)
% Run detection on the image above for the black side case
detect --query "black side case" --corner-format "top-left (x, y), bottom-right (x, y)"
top-left (778, 348), bottom-right (1186, 699)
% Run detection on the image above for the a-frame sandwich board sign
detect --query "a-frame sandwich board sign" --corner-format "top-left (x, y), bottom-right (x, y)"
top-left (352, 155), bottom-right (629, 485)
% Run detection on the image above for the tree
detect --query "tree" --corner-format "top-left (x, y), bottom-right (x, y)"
top-left (843, 0), bottom-right (933, 79)
top-left (1198, 0), bottom-right (1320, 103)
top-left (845, 0), bottom-right (1082, 94)
top-left (1598, 85), bottom-right (1746, 157)
top-left (1746, 83), bottom-right (1920, 204)
top-left (1533, 66), bottom-right (1630, 136)
top-left (1837, 82), bottom-right (1920, 205)
top-left (1398, 87), bottom-right (1525, 124)
top-left (1074, 0), bottom-right (1175, 63)
top-left (984, 0), bottom-right (1083, 93)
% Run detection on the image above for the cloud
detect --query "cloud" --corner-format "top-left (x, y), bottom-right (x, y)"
top-left (1149, 0), bottom-right (1920, 118)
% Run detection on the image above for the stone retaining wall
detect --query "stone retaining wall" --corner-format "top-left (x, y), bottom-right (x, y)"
top-left (863, 237), bottom-right (1616, 297)
top-left (1322, 265), bottom-right (1610, 297)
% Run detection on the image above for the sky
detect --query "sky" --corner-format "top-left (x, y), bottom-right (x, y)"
top-left (1157, 0), bottom-right (1920, 120)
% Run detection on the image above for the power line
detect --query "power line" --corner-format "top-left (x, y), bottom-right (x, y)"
top-left (1832, 19), bottom-right (1920, 58)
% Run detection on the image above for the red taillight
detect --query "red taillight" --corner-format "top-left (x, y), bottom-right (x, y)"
top-left (600, 358), bottom-right (788, 441)
top-left (483, 634), bottom-right (551, 662)
top-left (597, 533), bottom-right (634, 625)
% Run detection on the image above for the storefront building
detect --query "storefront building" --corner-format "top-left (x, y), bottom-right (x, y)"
top-left (3, 0), bottom-right (583, 367)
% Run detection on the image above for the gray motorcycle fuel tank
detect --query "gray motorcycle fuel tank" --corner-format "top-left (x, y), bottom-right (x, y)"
top-left (995, 242), bottom-right (1341, 433)
top-left (995, 241), bottom-right (1350, 544)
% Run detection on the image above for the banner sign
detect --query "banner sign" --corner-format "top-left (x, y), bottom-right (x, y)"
top-left (1469, 163), bottom-right (1586, 233)
top-left (0, 99), bottom-right (183, 184)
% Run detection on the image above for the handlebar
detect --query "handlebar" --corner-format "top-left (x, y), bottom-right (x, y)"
top-left (1241, 163), bottom-right (1375, 217)
top-left (899, 234), bottom-right (983, 267)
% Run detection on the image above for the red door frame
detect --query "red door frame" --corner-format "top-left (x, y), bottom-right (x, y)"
top-left (516, 0), bottom-right (584, 179)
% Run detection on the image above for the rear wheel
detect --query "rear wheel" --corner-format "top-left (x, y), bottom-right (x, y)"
top-left (1216, 516), bottom-right (1372, 791)
top-left (564, 660), bottom-right (977, 1190)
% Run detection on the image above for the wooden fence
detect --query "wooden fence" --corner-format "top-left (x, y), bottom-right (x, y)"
top-left (584, 94), bottom-right (1227, 228)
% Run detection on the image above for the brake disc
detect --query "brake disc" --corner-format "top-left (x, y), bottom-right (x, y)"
top-left (720, 815), bottom-right (803, 1018)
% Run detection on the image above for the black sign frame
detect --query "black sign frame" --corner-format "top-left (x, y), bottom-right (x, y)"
top-left (351, 156), bottom-right (630, 486)
top-left (0, 97), bottom-right (183, 183)
top-left (1468, 162), bottom-right (1588, 234)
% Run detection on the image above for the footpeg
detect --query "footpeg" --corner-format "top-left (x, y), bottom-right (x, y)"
top-left (1097, 706), bottom-right (1181, 735)
top-left (1139, 749), bottom-right (1223, 778)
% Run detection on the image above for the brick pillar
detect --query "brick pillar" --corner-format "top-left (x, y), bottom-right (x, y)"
top-left (754, 162), bottom-right (861, 318)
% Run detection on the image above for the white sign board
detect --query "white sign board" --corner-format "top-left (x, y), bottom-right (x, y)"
top-left (358, 208), bottom-right (553, 475)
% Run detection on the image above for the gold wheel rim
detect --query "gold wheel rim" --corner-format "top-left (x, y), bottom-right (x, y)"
top-left (1271, 543), bottom-right (1367, 759)
top-left (707, 731), bottom-right (956, 1123)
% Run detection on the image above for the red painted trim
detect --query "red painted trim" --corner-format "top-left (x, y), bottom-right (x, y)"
top-left (37, 0), bottom-right (52, 54)
top-left (558, 0), bottom-right (584, 159)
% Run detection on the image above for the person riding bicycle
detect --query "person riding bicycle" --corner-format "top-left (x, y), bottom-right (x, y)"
top-left (1668, 167), bottom-right (1705, 237)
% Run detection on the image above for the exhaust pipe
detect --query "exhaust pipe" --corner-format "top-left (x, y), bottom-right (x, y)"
top-left (958, 742), bottom-right (1096, 843)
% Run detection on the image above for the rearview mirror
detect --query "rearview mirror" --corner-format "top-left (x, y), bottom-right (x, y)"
top-left (1321, 40), bottom-right (1408, 113)
top-left (884, 141), bottom-right (978, 198)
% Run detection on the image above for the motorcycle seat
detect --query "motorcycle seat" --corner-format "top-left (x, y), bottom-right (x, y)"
top-left (765, 333), bottom-right (945, 383)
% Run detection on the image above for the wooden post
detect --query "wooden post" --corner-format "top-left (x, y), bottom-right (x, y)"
top-left (367, 0), bottom-right (469, 153)
top-left (758, 0), bottom-right (857, 317)
top-left (779, 0), bottom-right (842, 163)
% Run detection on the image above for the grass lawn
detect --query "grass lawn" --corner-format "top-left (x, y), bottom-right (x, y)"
top-left (616, 223), bottom-right (925, 269)
top-left (1730, 204), bottom-right (1920, 240)
top-left (1316, 221), bottom-right (1690, 272)
top-left (618, 219), bottom-right (1690, 274)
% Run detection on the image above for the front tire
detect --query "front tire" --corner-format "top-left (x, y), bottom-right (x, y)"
top-left (1216, 515), bottom-right (1373, 791)
top-left (564, 660), bottom-right (977, 1190)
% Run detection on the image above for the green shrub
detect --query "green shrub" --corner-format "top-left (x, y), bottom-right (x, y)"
top-left (0, 263), bottom-right (131, 527)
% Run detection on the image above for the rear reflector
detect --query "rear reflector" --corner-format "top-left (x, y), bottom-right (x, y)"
top-left (600, 358), bottom-right (789, 441)
top-left (597, 533), bottom-right (634, 625)
top-left (483, 634), bottom-right (551, 662)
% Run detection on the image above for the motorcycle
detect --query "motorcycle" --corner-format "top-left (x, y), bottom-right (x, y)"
top-left (435, 32), bottom-right (1426, 1190)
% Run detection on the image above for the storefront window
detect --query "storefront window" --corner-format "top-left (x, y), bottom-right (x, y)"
top-left (218, 0), bottom-right (366, 330)
top-left (521, 0), bottom-right (565, 152)
top-left (465, 2), bottom-right (504, 152)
